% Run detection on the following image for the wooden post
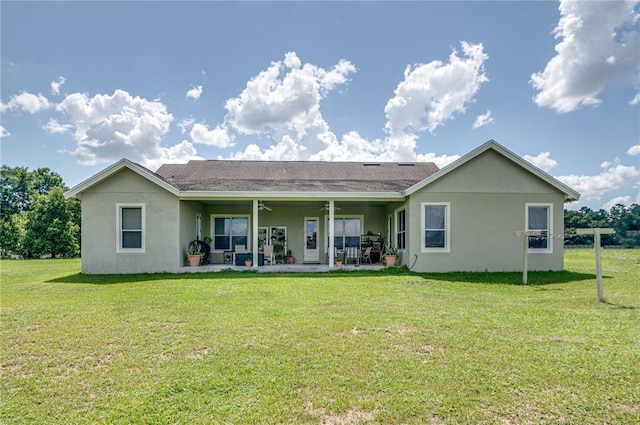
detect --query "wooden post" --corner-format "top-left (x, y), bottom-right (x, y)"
top-left (575, 228), bottom-right (614, 302)
top-left (513, 230), bottom-right (544, 284)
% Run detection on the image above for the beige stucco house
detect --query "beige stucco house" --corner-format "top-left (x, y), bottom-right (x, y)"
top-left (65, 140), bottom-right (580, 274)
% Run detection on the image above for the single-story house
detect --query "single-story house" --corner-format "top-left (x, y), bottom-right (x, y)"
top-left (64, 140), bottom-right (580, 274)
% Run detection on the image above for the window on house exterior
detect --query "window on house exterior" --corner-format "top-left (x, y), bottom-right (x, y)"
top-left (117, 204), bottom-right (144, 252)
top-left (421, 202), bottom-right (450, 252)
top-left (396, 209), bottom-right (406, 250)
top-left (526, 203), bottom-right (552, 253)
top-left (326, 217), bottom-right (361, 249)
top-left (213, 216), bottom-right (249, 251)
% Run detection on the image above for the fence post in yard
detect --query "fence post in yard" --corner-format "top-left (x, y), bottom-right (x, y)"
top-left (575, 228), bottom-right (615, 302)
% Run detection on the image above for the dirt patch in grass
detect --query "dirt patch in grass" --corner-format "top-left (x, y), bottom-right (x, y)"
top-left (305, 402), bottom-right (377, 424)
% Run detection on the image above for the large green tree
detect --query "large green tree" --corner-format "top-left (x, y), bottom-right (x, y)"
top-left (0, 166), bottom-right (78, 257)
top-left (23, 188), bottom-right (80, 258)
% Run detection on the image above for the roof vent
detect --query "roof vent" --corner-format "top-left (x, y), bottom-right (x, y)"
top-left (397, 163), bottom-right (415, 166)
top-left (363, 163), bottom-right (380, 166)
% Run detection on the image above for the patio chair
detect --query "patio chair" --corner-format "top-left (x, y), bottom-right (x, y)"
top-left (345, 247), bottom-right (359, 266)
top-left (361, 246), bottom-right (372, 264)
top-left (263, 244), bottom-right (274, 265)
top-left (233, 244), bottom-right (248, 264)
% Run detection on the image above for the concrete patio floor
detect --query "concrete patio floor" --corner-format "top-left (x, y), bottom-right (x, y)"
top-left (179, 263), bottom-right (387, 273)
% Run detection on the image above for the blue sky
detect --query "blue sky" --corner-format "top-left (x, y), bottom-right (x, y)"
top-left (1, 1), bottom-right (639, 210)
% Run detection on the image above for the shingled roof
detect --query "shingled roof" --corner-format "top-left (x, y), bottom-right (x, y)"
top-left (155, 160), bottom-right (439, 192)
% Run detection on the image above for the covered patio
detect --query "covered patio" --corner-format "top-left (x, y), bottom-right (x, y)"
top-left (179, 262), bottom-right (387, 273)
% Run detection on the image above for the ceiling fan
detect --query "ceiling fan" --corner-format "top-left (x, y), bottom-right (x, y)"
top-left (319, 202), bottom-right (340, 211)
top-left (258, 201), bottom-right (272, 211)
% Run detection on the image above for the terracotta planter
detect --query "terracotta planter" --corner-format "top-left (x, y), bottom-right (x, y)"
top-left (245, 260), bottom-right (252, 267)
top-left (385, 255), bottom-right (397, 267)
top-left (288, 257), bottom-right (295, 264)
top-left (188, 255), bottom-right (201, 267)
top-left (335, 260), bottom-right (343, 268)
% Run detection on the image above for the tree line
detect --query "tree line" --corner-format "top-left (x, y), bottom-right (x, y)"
top-left (1, 165), bottom-right (639, 258)
top-left (1, 165), bottom-right (80, 258)
top-left (565, 204), bottom-right (640, 248)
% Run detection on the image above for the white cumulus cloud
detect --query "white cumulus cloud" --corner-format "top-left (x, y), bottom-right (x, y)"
top-left (51, 76), bottom-right (66, 95)
top-left (54, 89), bottom-right (178, 168)
top-left (43, 118), bottom-right (73, 134)
top-left (630, 92), bottom-right (640, 105)
top-left (557, 159), bottom-right (640, 200)
top-left (416, 152), bottom-right (461, 168)
top-left (523, 151), bottom-right (559, 172)
top-left (148, 140), bottom-right (203, 171)
top-left (223, 51), bottom-right (356, 159)
top-left (222, 50), bottom-right (479, 165)
top-left (0, 125), bottom-right (10, 138)
top-left (472, 110), bottom-right (494, 129)
top-left (627, 144), bottom-right (640, 155)
top-left (189, 122), bottom-right (234, 148)
top-left (0, 91), bottom-right (52, 114)
top-left (531, 0), bottom-right (640, 113)
top-left (225, 51), bottom-right (356, 137)
top-left (186, 85), bottom-right (203, 100)
top-left (384, 41), bottom-right (489, 136)
top-left (602, 195), bottom-right (635, 210)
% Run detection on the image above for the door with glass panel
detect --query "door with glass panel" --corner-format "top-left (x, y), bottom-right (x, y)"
top-left (304, 218), bottom-right (319, 263)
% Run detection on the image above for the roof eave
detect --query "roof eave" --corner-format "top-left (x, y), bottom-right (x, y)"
top-left (178, 190), bottom-right (406, 201)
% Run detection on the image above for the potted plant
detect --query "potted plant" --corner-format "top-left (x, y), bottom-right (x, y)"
top-left (273, 242), bottom-right (284, 264)
top-left (245, 258), bottom-right (252, 267)
top-left (187, 241), bottom-right (202, 266)
top-left (287, 250), bottom-right (294, 264)
top-left (335, 258), bottom-right (343, 268)
top-left (384, 245), bottom-right (398, 267)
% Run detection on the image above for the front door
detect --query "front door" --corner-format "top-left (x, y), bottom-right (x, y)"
top-left (304, 217), bottom-right (319, 263)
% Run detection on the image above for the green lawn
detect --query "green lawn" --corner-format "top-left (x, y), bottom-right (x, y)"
top-left (1, 250), bottom-right (638, 424)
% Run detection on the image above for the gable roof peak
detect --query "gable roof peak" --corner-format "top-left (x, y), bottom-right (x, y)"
top-left (403, 139), bottom-right (581, 202)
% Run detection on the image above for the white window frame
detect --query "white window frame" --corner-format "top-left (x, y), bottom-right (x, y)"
top-left (196, 213), bottom-right (202, 240)
top-left (116, 203), bottom-right (145, 253)
top-left (210, 214), bottom-right (251, 252)
top-left (526, 203), bottom-right (553, 254)
top-left (324, 215), bottom-right (363, 252)
top-left (395, 207), bottom-right (406, 251)
top-left (421, 202), bottom-right (450, 253)
top-left (387, 214), bottom-right (392, 251)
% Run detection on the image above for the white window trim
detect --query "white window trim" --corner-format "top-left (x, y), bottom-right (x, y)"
top-left (421, 202), bottom-right (450, 253)
top-left (210, 214), bottom-right (251, 252)
top-left (324, 215), bottom-right (364, 253)
top-left (387, 214), bottom-right (392, 251)
top-left (394, 206), bottom-right (406, 252)
top-left (196, 213), bottom-right (202, 240)
top-left (116, 203), bottom-right (145, 253)
top-left (526, 203), bottom-right (553, 254)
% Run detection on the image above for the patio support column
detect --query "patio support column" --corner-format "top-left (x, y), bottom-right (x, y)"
top-left (329, 199), bottom-right (335, 268)
top-left (252, 199), bottom-right (258, 268)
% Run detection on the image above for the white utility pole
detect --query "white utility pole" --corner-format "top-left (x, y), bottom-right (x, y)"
top-left (575, 228), bottom-right (615, 302)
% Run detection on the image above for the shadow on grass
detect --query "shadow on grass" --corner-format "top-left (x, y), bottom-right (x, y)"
top-left (417, 270), bottom-right (596, 286)
top-left (602, 300), bottom-right (636, 309)
top-left (47, 266), bottom-right (595, 286)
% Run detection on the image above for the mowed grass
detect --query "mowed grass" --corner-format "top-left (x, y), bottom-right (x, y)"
top-left (1, 251), bottom-right (638, 424)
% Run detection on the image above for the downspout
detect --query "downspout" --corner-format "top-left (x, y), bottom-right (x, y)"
top-left (252, 199), bottom-right (258, 268)
top-left (329, 199), bottom-right (335, 268)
